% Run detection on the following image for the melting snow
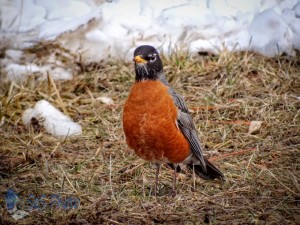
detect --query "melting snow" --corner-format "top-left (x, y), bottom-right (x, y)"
top-left (0, 0), bottom-right (299, 81)
top-left (22, 100), bottom-right (82, 138)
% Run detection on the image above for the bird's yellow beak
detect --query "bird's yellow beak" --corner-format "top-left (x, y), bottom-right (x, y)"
top-left (133, 55), bottom-right (147, 64)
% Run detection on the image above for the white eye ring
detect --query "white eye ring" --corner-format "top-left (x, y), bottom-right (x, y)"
top-left (149, 54), bottom-right (157, 62)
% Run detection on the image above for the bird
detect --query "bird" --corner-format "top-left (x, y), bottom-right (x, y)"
top-left (123, 45), bottom-right (224, 196)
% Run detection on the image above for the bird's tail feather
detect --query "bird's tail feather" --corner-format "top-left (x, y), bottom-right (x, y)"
top-left (187, 158), bottom-right (225, 181)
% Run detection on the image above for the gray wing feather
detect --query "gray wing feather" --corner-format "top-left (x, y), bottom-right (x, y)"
top-left (176, 103), bottom-right (207, 173)
top-left (159, 73), bottom-right (207, 172)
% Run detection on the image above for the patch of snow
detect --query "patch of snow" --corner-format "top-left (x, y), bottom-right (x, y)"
top-left (6, 63), bottom-right (44, 81)
top-left (5, 63), bottom-right (73, 81)
top-left (0, 0), bottom-right (46, 33)
top-left (294, 1), bottom-right (300, 17)
top-left (22, 100), bottom-right (82, 138)
top-left (4, 50), bottom-right (23, 62)
top-left (249, 9), bottom-right (294, 57)
top-left (50, 67), bottom-right (73, 80)
top-left (282, 8), bottom-right (300, 50)
top-left (97, 96), bottom-right (114, 105)
top-left (38, 8), bottom-right (102, 40)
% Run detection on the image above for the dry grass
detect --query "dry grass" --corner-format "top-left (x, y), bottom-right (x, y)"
top-left (0, 50), bottom-right (299, 224)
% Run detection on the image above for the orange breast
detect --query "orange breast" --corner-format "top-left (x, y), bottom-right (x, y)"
top-left (123, 80), bottom-right (190, 163)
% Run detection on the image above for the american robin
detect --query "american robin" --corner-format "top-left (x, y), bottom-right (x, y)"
top-left (123, 45), bottom-right (224, 195)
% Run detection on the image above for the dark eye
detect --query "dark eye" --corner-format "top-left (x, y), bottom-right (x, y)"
top-left (149, 54), bottom-right (156, 62)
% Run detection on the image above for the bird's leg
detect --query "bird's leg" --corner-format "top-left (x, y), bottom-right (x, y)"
top-left (154, 163), bottom-right (161, 196)
top-left (171, 164), bottom-right (178, 197)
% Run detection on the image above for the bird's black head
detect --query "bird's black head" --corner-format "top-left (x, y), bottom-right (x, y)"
top-left (133, 45), bottom-right (163, 82)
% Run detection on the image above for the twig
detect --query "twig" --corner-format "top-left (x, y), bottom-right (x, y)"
top-left (123, 162), bottom-right (145, 174)
top-left (190, 106), bottom-right (221, 111)
top-left (103, 217), bottom-right (121, 224)
top-left (246, 147), bottom-right (257, 171)
top-left (85, 86), bottom-right (96, 103)
top-left (50, 142), bottom-right (61, 156)
top-left (209, 148), bottom-right (256, 161)
top-left (206, 120), bottom-right (251, 126)
top-left (47, 73), bottom-right (69, 116)
top-left (109, 154), bottom-right (117, 203)
top-left (59, 165), bottom-right (79, 195)
top-left (256, 164), bottom-right (297, 195)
